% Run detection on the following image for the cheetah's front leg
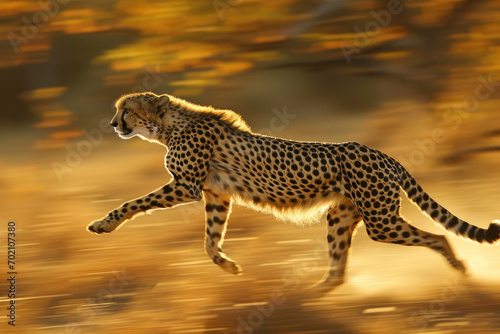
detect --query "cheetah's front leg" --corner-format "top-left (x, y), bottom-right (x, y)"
top-left (88, 182), bottom-right (200, 234)
top-left (203, 190), bottom-right (241, 275)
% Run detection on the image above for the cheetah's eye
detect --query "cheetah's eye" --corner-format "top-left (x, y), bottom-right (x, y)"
top-left (123, 108), bottom-right (130, 115)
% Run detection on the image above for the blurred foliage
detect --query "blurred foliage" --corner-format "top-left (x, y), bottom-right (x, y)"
top-left (1, 0), bottom-right (500, 153)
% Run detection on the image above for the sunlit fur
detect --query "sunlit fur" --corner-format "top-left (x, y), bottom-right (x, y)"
top-left (233, 193), bottom-right (344, 226)
top-left (166, 95), bottom-right (251, 133)
top-left (112, 93), bottom-right (250, 142)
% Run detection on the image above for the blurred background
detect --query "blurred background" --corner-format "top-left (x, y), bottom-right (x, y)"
top-left (2, 0), bottom-right (500, 333)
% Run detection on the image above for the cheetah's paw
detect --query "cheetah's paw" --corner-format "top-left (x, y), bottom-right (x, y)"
top-left (87, 219), bottom-right (118, 234)
top-left (220, 259), bottom-right (242, 275)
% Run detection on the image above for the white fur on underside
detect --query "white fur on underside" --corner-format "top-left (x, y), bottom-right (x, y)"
top-left (205, 168), bottom-right (347, 225)
top-left (231, 192), bottom-right (346, 226)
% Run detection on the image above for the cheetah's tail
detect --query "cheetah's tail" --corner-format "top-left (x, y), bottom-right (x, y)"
top-left (397, 165), bottom-right (500, 244)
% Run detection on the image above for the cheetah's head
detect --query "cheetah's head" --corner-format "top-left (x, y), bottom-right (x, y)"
top-left (111, 92), bottom-right (170, 141)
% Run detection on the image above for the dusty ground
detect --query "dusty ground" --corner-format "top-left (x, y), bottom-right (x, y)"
top-left (2, 121), bottom-right (500, 334)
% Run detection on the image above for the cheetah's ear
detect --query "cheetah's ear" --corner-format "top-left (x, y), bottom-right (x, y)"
top-left (155, 94), bottom-right (170, 109)
top-left (155, 94), bottom-right (170, 118)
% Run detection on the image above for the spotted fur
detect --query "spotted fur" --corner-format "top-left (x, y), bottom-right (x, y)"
top-left (88, 92), bottom-right (500, 290)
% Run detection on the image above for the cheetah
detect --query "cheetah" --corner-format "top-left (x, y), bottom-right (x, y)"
top-left (88, 92), bottom-right (500, 291)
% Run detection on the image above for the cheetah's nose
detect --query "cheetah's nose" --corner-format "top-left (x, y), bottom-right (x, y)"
top-left (110, 121), bottom-right (118, 127)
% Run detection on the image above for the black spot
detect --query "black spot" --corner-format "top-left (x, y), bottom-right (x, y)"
top-left (213, 216), bottom-right (225, 225)
top-left (215, 205), bottom-right (226, 212)
top-left (458, 223), bottom-right (468, 235)
top-left (475, 229), bottom-right (485, 243)
top-left (329, 217), bottom-right (340, 226)
top-left (467, 226), bottom-right (477, 240)
top-left (163, 185), bottom-right (173, 193)
top-left (447, 216), bottom-right (459, 228)
top-left (211, 232), bottom-right (222, 239)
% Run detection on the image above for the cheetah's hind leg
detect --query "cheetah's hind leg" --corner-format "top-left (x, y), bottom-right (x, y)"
top-left (366, 216), bottom-right (467, 275)
top-left (310, 200), bottom-right (363, 294)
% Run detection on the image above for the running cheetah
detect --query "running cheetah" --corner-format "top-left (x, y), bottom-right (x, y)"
top-left (88, 92), bottom-right (500, 291)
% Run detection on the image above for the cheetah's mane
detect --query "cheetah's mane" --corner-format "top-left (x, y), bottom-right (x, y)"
top-left (168, 95), bottom-right (251, 132)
